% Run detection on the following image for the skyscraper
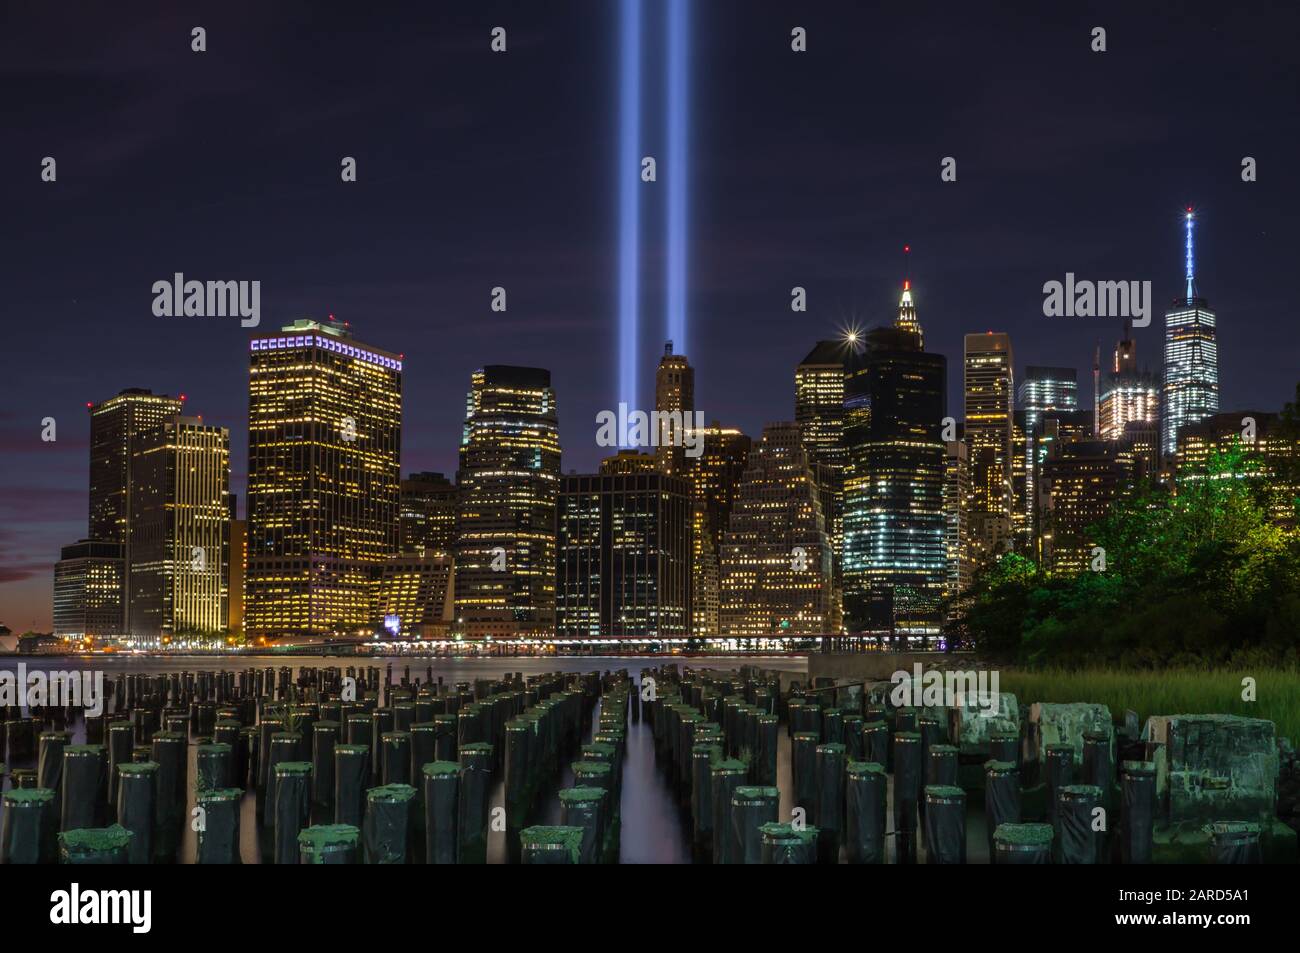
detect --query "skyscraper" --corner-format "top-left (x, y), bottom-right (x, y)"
top-left (684, 423), bottom-right (751, 638)
top-left (245, 318), bottom-right (403, 638)
top-left (89, 388), bottom-right (186, 544)
top-left (87, 387), bottom-right (184, 629)
top-left (894, 277), bottom-right (924, 346)
top-left (1011, 410), bottom-right (1031, 552)
top-left (128, 416), bottom-right (231, 644)
top-left (795, 340), bottom-right (850, 469)
top-left (229, 515), bottom-right (245, 642)
top-left (843, 322), bottom-right (947, 636)
top-left (719, 423), bottom-right (834, 638)
top-left (1019, 367), bottom-right (1078, 440)
top-left (964, 333), bottom-right (1015, 562)
top-left (399, 471), bottom-right (458, 556)
top-left (795, 339), bottom-right (850, 572)
top-left (1099, 325), bottom-right (1159, 441)
top-left (1040, 439), bottom-right (1123, 576)
top-left (1016, 367), bottom-right (1078, 553)
top-left (556, 469), bottom-right (693, 639)
top-left (1031, 409), bottom-right (1095, 560)
top-left (1162, 209), bottom-right (1219, 458)
top-left (689, 502), bottom-right (721, 639)
top-left (454, 365), bottom-right (561, 639)
top-left (943, 435), bottom-right (971, 600)
top-left (53, 540), bottom-right (125, 644)
top-left (654, 342), bottom-right (695, 477)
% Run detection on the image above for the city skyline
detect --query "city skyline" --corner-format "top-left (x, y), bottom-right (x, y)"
top-left (5, 3), bottom-right (1299, 630)
top-left (5, 214), bottom-right (1287, 634)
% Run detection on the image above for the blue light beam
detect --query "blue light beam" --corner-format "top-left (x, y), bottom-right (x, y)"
top-left (618, 0), bottom-right (643, 429)
top-left (665, 0), bottom-right (689, 357)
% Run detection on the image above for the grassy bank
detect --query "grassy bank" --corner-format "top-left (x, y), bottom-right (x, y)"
top-left (998, 668), bottom-right (1300, 745)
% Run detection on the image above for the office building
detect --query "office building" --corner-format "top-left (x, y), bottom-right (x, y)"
top-left (400, 471), bottom-right (458, 556)
top-left (454, 365), bottom-right (560, 639)
top-left (719, 422), bottom-right (835, 638)
top-left (128, 416), bottom-right (231, 644)
top-left (964, 332), bottom-right (1015, 562)
top-left (1161, 210), bottom-right (1219, 457)
top-left (53, 540), bottom-right (126, 644)
top-left (245, 318), bottom-right (403, 638)
top-left (557, 470), bottom-right (693, 639)
top-left (843, 323), bottom-right (947, 635)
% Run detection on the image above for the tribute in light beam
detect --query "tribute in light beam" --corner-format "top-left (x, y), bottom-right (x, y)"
top-left (665, 0), bottom-right (690, 357)
top-left (617, 0), bottom-right (643, 434)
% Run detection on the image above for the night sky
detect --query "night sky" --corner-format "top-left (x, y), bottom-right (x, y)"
top-left (3, 1), bottom-right (1298, 630)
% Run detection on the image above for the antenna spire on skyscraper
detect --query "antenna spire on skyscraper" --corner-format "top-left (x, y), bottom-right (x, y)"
top-left (894, 244), bottom-right (923, 346)
top-left (1185, 207), bottom-right (1196, 303)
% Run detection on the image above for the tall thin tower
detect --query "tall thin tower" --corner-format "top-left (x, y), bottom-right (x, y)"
top-left (1161, 208), bottom-right (1219, 459)
top-left (964, 332), bottom-right (1015, 561)
top-left (655, 341), bottom-right (695, 476)
top-left (894, 245), bottom-right (924, 345)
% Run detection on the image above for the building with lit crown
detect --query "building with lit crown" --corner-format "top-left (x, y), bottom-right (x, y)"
top-left (1161, 209), bottom-right (1219, 458)
top-left (245, 318), bottom-right (402, 639)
